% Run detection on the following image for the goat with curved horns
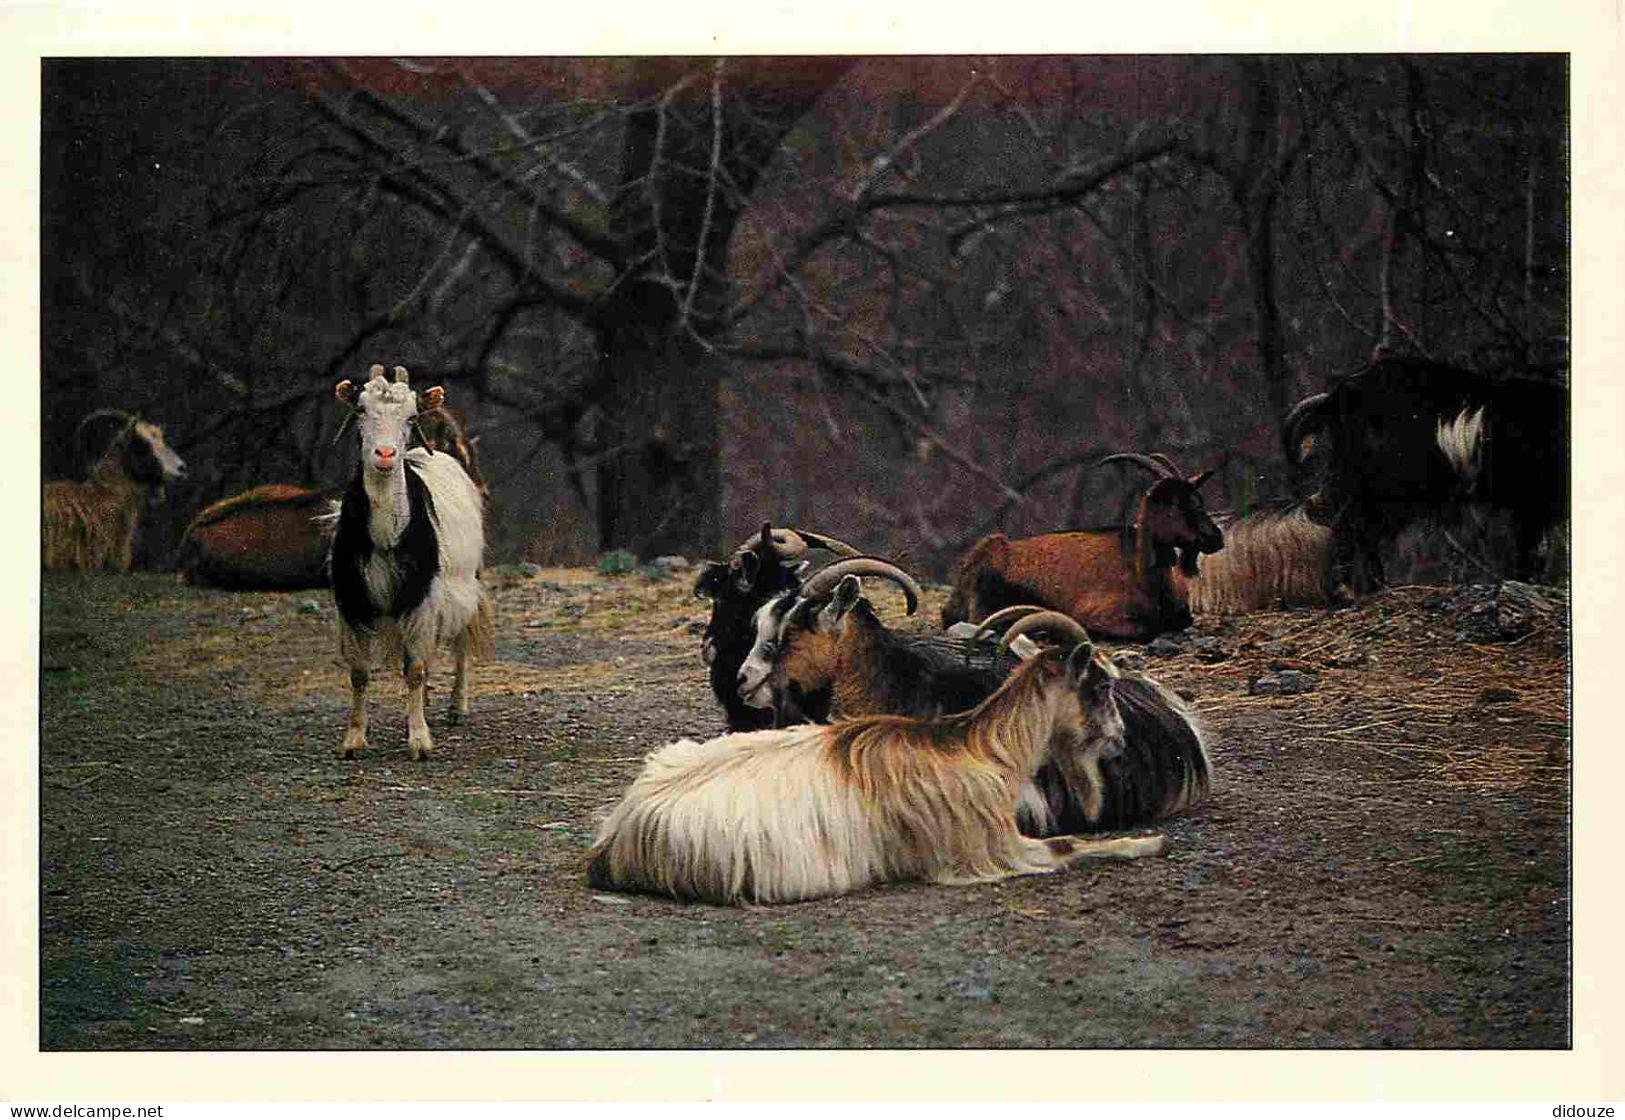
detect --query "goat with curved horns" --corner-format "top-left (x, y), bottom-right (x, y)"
top-left (1281, 358), bottom-right (1567, 592)
top-left (692, 521), bottom-right (865, 731)
top-left (328, 364), bottom-right (492, 761)
top-left (44, 410), bottom-right (187, 571)
top-left (942, 452), bottom-right (1223, 640)
top-left (740, 567), bottom-right (1209, 834)
top-left (587, 612), bottom-right (1162, 905)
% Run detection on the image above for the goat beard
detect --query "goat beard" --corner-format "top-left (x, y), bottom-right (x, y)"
top-left (1177, 547), bottom-right (1201, 577)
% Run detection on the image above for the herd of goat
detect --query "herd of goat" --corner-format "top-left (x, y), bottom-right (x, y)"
top-left (42, 357), bottom-right (1568, 905)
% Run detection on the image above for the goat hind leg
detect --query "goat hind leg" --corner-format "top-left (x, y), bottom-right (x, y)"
top-left (448, 632), bottom-right (470, 725)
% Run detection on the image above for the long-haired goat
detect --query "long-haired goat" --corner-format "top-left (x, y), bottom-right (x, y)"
top-left (1282, 357), bottom-right (1568, 592)
top-left (177, 484), bottom-right (336, 590)
top-left (692, 522), bottom-right (864, 731)
top-left (1185, 505), bottom-right (1335, 616)
top-left (742, 569), bottom-right (1209, 834)
top-left (941, 453), bottom-right (1223, 640)
top-left (586, 622), bottom-right (1163, 905)
top-left (328, 364), bottom-right (492, 761)
top-left (43, 410), bottom-right (188, 572)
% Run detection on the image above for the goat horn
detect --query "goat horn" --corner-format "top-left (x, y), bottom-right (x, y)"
top-left (1147, 452), bottom-right (1183, 476)
top-left (997, 610), bottom-right (1091, 655)
top-left (1097, 452), bottom-right (1176, 479)
top-left (393, 365), bottom-right (410, 385)
top-left (787, 529), bottom-right (862, 557)
top-left (968, 604), bottom-right (1048, 644)
top-left (1281, 392), bottom-right (1331, 466)
top-left (799, 556), bottom-right (922, 615)
top-left (734, 522), bottom-right (810, 562)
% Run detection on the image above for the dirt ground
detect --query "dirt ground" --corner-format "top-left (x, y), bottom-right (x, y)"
top-left (38, 565), bottom-right (1569, 1050)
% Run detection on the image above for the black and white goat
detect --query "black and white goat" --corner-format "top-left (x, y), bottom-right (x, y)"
top-left (586, 613), bottom-right (1161, 905)
top-left (738, 563), bottom-right (1210, 835)
top-left (43, 410), bottom-right (187, 571)
top-left (1282, 358), bottom-right (1568, 591)
top-left (692, 522), bottom-right (864, 731)
top-left (328, 364), bottom-right (492, 761)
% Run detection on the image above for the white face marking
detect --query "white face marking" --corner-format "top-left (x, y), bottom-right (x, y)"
top-left (135, 421), bottom-right (187, 482)
top-left (737, 595), bottom-right (793, 709)
top-left (357, 379), bottom-right (419, 476)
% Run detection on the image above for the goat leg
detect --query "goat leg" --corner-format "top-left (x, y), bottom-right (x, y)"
top-left (338, 666), bottom-right (370, 759)
top-left (1040, 831), bottom-right (1166, 865)
top-left (404, 655), bottom-right (434, 761)
top-left (448, 634), bottom-right (470, 725)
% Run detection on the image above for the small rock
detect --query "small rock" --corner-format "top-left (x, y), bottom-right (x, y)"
top-left (1324, 649), bottom-right (1369, 669)
top-left (1260, 639), bottom-right (1297, 657)
top-left (1479, 686), bottom-right (1519, 705)
top-left (1112, 652), bottom-right (1146, 671)
top-left (1145, 636), bottom-right (1185, 658)
top-left (297, 599), bottom-right (323, 615)
top-left (651, 555), bottom-right (692, 572)
top-left (1251, 670), bottom-right (1318, 695)
top-left (1190, 637), bottom-right (1229, 663)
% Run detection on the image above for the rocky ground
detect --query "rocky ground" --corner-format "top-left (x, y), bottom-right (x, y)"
top-left (38, 566), bottom-right (1569, 1050)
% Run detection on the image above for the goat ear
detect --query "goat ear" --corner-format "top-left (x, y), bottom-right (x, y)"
top-left (1064, 641), bottom-right (1097, 681)
top-left (1188, 468), bottom-right (1214, 489)
top-left (829, 574), bottom-right (863, 618)
top-left (334, 380), bottom-right (357, 404)
top-left (735, 551), bottom-right (762, 590)
top-left (420, 385), bottom-right (445, 411)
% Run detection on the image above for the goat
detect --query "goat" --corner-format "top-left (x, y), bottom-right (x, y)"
top-left (175, 402), bottom-right (481, 591)
top-left (585, 617), bottom-right (1163, 905)
top-left (177, 484), bottom-right (336, 590)
top-left (742, 569), bottom-right (1209, 834)
top-left (328, 364), bottom-right (492, 761)
top-left (1281, 357), bottom-right (1568, 593)
top-left (1185, 505), bottom-right (1335, 616)
top-left (414, 402), bottom-right (487, 496)
top-left (43, 410), bottom-right (188, 572)
top-left (692, 522), bottom-right (864, 731)
top-left (941, 453), bottom-right (1224, 640)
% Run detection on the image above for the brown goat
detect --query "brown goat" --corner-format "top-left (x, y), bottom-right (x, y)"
top-left (177, 484), bottom-right (337, 590)
top-left (941, 454), bottom-right (1222, 641)
top-left (43, 411), bottom-right (187, 572)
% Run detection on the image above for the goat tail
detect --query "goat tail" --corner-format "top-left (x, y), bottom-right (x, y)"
top-left (1187, 508), bottom-right (1331, 616)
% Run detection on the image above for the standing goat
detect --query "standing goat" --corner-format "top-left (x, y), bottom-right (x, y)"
top-left (329, 364), bottom-right (492, 761)
top-left (43, 410), bottom-right (187, 571)
top-left (1282, 358), bottom-right (1567, 592)
top-left (176, 402), bottom-right (483, 591)
top-left (741, 568), bottom-right (1209, 834)
top-left (692, 522), bottom-right (864, 731)
top-left (586, 619), bottom-right (1162, 906)
top-left (941, 453), bottom-right (1223, 640)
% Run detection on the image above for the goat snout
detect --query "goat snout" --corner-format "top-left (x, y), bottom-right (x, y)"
top-left (372, 445), bottom-right (399, 468)
top-left (737, 664), bottom-right (773, 709)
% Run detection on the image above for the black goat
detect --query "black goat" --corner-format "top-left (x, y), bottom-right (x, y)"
top-left (1282, 358), bottom-right (1567, 593)
top-left (692, 522), bottom-right (863, 730)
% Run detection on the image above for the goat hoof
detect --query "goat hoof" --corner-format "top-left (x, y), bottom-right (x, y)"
top-left (408, 737), bottom-right (435, 762)
top-left (336, 736), bottom-right (367, 759)
top-left (446, 706), bottom-right (466, 726)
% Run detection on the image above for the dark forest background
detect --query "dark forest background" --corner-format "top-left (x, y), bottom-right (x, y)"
top-left (39, 55), bottom-right (1568, 575)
